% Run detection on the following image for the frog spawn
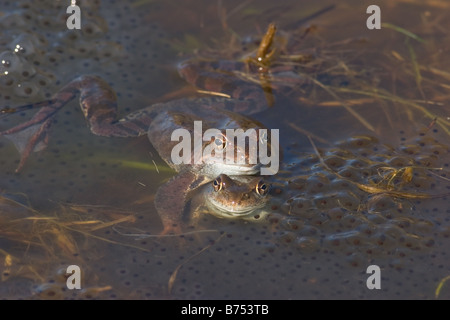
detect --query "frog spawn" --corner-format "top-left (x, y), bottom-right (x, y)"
top-left (14, 133), bottom-right (447, 300)
top-left (0, 0), bottom-right (173, 299)
top-left (0, 0), bottom-right (168, 105)
top-left (0, 0), bottom-right (450, 300)
top-left (0, 0), bottom-right (170, 204)
top-left (265, 134), bottom-right (448, 262)
top-left (171, 132), bottom-right (449, 299)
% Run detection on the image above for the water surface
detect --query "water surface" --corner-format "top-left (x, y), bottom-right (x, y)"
top-left (0, 0), bottom-right (449, 299)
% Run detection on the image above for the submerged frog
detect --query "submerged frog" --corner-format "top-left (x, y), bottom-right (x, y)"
top-left (0, 59), bottom-right (276, 234)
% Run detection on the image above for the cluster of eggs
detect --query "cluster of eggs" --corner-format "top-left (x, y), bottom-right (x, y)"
top-left (0, 1), bottom-right (121, 104)
top-left (267, 134), bottom-right (449, 264)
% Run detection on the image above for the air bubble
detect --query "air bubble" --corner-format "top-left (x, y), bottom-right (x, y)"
top-left (0, 50), bottom-right (25, 75)
top-left (10, 34), bottom-right (40, 56)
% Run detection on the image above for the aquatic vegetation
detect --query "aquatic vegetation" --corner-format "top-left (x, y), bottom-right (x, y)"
top-left (435, 275), bottom-right (450, 299)
top-left (0, 0), bottom-right (449, 300)
top-left (0, 192), bottom-right (155, 298)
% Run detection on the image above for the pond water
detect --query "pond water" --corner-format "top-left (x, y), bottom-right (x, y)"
top-left (0, 0), bottom-right (449, 299)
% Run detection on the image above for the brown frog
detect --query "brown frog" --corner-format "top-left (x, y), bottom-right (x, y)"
top-left (0, 59), bottom-right (277, 234)
top-left (195, 174), bottom-right (271, 221)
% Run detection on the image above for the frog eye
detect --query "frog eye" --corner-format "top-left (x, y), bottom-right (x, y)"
top-left (256, 180), bottom-right (269, 196)
top-left (213, 177), bottom-right (223, 192)
top-left (214, 136), bottom-right (227, 151)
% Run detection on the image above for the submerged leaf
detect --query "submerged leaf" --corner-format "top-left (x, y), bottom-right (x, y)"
top-left (120, 160), bottom-right (174, 173)
top-left (49, 226), bottom-right (78, 256)
top-left (382, 22), bottom-right (425, 43)
top-left (435, 275), bottom-right (450, 299)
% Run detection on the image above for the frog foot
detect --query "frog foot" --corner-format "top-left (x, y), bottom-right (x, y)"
top-left (0, 75), bottom-right (147, 172)
top-left (0, 84), bottom-right (79, 171)
top-left (3, 118), bottom-right (54, 173)
top-left (0, 77), bottom-right (91, 171)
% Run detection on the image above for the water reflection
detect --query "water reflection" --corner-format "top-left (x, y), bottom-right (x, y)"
top-left (0, 0), bottom-right (449, 299)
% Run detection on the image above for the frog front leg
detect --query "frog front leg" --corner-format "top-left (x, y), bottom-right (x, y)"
top-left (154, 170), bottom-right (209, 235)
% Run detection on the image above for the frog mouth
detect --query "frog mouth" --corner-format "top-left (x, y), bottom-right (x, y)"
top-left (207, 201), bottom-right (266, 218)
